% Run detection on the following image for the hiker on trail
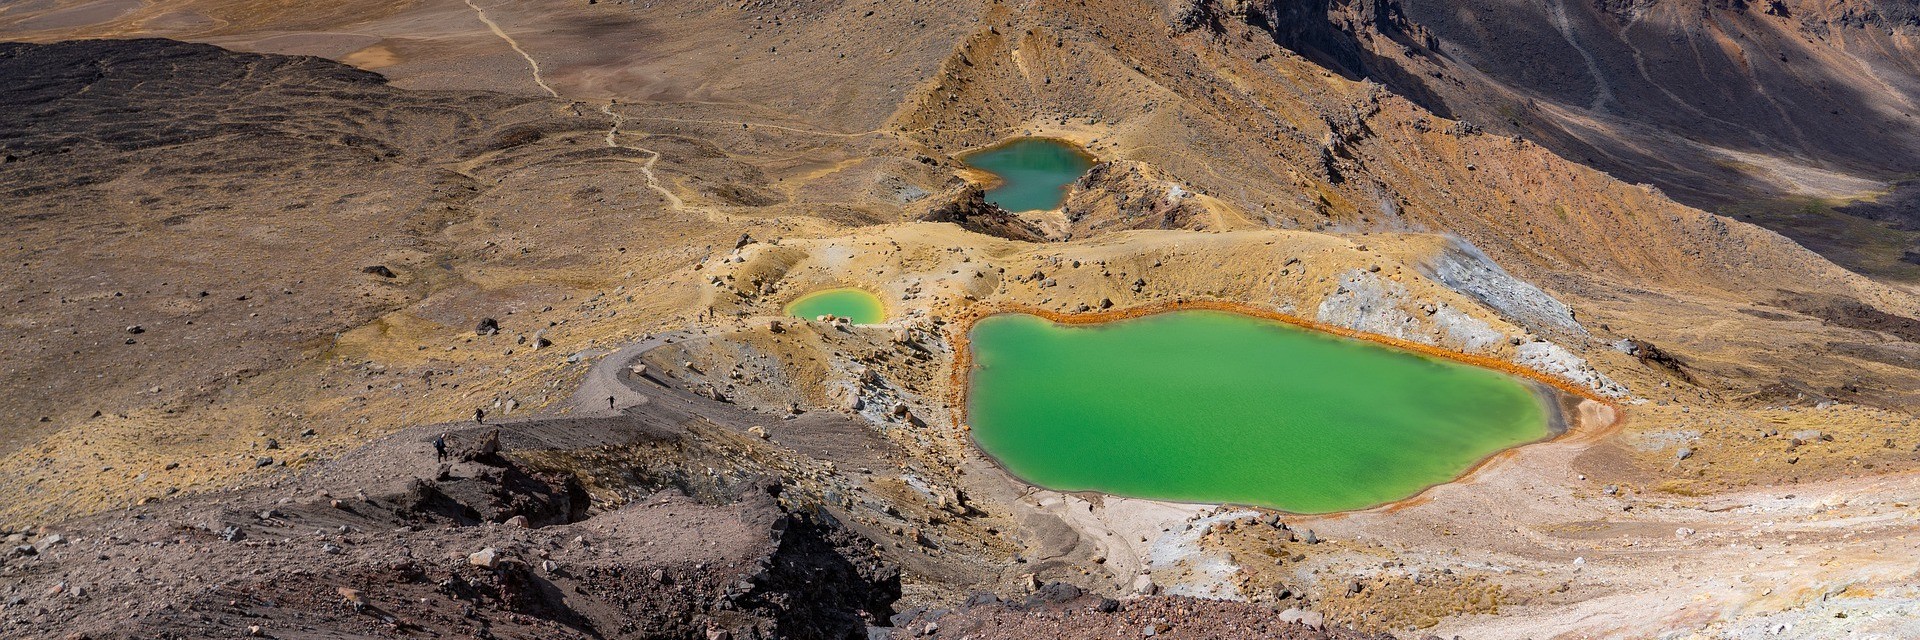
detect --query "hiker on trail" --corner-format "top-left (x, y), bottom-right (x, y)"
top-left (473, 407), bottom-right (486, 424)
top-left (433, 431), bottom-right (448, 462)
top-left (608, 395), bottom-right (616, 409)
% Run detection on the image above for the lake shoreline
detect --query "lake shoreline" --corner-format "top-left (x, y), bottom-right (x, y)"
top-left (944, 299), bottom-right (1626, 515)
top-left (958, 137), bottom-right (1097, 212)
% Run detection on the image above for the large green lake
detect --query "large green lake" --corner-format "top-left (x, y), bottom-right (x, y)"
top-left (961, 138), bottom-right (1094, 212)
top-left (785, 288), bottom-right (886, 324)
top-left (966, 311), bottom-right (1550, 513)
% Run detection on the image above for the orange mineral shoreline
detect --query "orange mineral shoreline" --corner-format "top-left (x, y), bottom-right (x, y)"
top-left (939, 297), bottom-right (1628, 516)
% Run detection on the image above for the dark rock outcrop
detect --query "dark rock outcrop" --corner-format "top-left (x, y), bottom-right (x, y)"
top-left (0, 416), bottom-right (901, 639)
top-left (919, 187), bottom-right (1050, 242)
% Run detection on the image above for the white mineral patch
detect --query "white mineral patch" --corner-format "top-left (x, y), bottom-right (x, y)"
top-left (1147, 509), bottom-right (1261, 600)
top-left (1420, 237), bottom-right (1591, 340)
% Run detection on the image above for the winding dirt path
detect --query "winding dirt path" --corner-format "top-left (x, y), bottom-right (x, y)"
top-left (598, 102), bottom-right (739, 223)
top-left (461, 0), bottom-right (558, 98)
top-left (603, 104), bottom-right (683, 210)
top-left (556, 330), bottom-right (688, 418)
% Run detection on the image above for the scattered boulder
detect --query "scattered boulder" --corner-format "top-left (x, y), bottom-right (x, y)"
top-left (469, 547), bottom-right (500, 568)
top-left (362, 265), bottom-right (396, 278)
top-left (1028, 581), bottom-right (1084, 605)
top-left (1277, 608), bottom-right (1324, 629)
top-left (31, 534), bottom-right (64, 553)
top-left (462, 430), bottom-right (501, 460)
top-left (475, 318), bottom-right (500, 335)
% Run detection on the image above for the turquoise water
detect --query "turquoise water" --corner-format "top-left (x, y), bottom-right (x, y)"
top-left (961, 138), bottom-right (1095, 212)
top-left (966, 311), bottom-right (1550, 513)
top-left (785, 288), bottom-right (886, 324)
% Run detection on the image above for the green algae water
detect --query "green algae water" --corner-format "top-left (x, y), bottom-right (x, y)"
top-left (967, 311), bottom-right (1549, 513)
top-left (786, 288), bottom-right (886, 324)
top-left (962, 138), bottom-right (1095, 212)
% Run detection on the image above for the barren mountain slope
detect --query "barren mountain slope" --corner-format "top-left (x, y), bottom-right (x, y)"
top-left (1, 1), bottom-right (1920, 639)
top-left (7, 0), bottom-right (1919, 272)
top-left (1190, 0), bottom-right (1920, 278)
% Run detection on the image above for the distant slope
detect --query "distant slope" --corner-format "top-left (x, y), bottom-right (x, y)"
top-left (1218, 0), bottom-right (1920, 278)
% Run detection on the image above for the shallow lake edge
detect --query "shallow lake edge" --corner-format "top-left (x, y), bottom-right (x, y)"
top-left (944, 299), bottom-right (1627, 516)
top-left (781, 286), bottom-right (890, 325)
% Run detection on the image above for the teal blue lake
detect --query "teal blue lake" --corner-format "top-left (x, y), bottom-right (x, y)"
top-left (961, 138), bottom-right (1095, 212)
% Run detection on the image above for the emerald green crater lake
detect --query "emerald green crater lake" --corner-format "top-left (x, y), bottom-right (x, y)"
top-left (966, 311), bottom-right (1551, 513)
top-left (961, 138), bottom-right (1095, 212)
top-left (785, 288), bottom-right (886, 324)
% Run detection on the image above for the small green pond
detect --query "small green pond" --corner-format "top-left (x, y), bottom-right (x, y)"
top-left (961, 138), bottom-right (1095, 212)
top-left (966, 311), bottom-right (1550, 513)
top-left (785, 288), bottom-right (886, 324)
